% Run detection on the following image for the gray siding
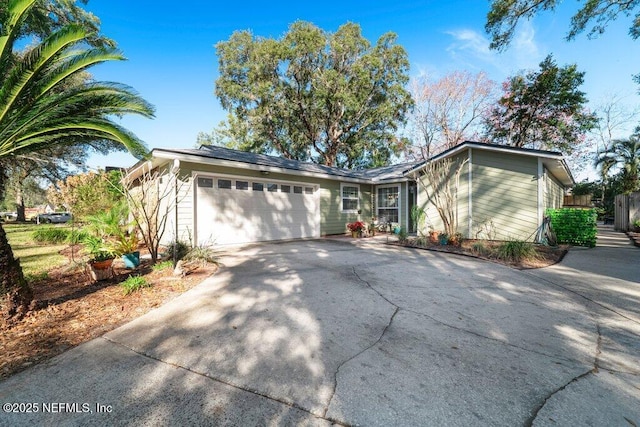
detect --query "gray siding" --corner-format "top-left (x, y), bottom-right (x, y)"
top-left (470, 150), bottom-right (539, 240)
top-left (544, 168), bottom-right (564, 210)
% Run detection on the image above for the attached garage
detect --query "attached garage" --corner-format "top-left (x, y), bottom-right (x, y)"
top-left (194, 174), bottom-right (320, 246)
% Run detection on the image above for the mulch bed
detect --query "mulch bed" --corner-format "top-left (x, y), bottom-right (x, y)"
top-left (389, 238), bottom-right (569, 269)
top-left (1, 254), bottom-right (217, 380)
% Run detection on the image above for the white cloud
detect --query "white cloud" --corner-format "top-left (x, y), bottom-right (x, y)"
top-left (445, 24), bottom-right (543, 76)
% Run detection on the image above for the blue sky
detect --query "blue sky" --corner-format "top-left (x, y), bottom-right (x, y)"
top-left (84, 0), bottom-right (640, 178)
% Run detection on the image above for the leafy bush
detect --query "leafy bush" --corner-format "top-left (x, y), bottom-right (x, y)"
top-left (496, 240), bottom-right (537, 263)
top-left (32, 227), bottom-right (68, 243)
top-left (546, 208), bottom-right (597, 247)
top-left (166, 240), bottom-right (190, 261)
top-left (184, 246), bottom-right (218, 265)
top-left (120, 276), bottom-right (151, 295)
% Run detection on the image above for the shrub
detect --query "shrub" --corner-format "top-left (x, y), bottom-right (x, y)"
top-left (496, 240), bottom-right (537, 263)
top-left (471, 241), bottom-right (491, 257)
top-left (397, 227), bottom-right (408, 243)
top-left (67, 229), bottom-right (89, 244)
top-left (120, 276), bottom-right (151, 295)
top-left (184, 246), bottom-right (219, 265)
top-left (546, 208), bottom-right (597, 248)
top-left (32, 227), bottom-right (69, 244)
top-left (166, 240), bottom-right (190, 261)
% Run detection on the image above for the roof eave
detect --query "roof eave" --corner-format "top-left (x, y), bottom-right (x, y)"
top-left (151, 148), bottom-right (373, 184)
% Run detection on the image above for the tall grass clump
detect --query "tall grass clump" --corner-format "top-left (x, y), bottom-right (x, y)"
top-left (120, 276), bottom-right (151, 295)
top-left (496, 240), bottom-right (537, 263)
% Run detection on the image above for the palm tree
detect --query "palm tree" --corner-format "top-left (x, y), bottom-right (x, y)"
top-left (0, 0), bottom-right (154, 319)
top-left (595, 135), bottom-right (640, 194)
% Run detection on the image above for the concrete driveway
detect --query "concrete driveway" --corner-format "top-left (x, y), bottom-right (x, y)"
top-left (1, 228), bottom-right (638, 426)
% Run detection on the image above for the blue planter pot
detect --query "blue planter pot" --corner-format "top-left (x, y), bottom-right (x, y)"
top-left (122, 251), bottom-right (140, 269)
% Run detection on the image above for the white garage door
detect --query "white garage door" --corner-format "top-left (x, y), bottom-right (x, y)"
top-left (195, 175), bottom-right (320, 246)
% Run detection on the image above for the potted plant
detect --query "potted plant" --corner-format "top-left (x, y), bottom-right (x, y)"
top-left (112, 233), bottom-right (140, 269)
top-left (449, 232), bottom-right (464, 247)
top-left (429, 229), bottom-right (439, 244)
top-left (347, 221), bottom-right (366, 238)
top-left (438, 232), bottom-right (449, 245)
top-left (83, 234), bottom-right (116, 281)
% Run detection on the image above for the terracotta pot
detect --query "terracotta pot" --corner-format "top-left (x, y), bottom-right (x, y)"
top-left (88, 258), bottom-right (114, 281)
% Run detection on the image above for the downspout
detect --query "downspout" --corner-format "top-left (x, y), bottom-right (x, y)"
top-left (171, 159), bottom-right (180, 266)
top-left (468, 148), bottom-right (473, 239)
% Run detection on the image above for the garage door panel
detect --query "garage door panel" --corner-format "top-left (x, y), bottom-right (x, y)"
top-left (196, 178), bottom-right (318, 246)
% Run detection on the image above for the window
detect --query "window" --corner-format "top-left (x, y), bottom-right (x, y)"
top-left (377, 186), bottom-right (399, 223)
top-left (236, 180), bottom-right (249, 190)
top-left (267, 183), bottom-right (278, 192)
top-left (293, 186), bottom-right (303, 194)
top-left (218, 179), bottom-right (232, 189)
top-left (304, 187), bottom-right (314, 195)
top-left (341, 184), bottom-right (359, 212)
top-left (281, 185), bottom-right (291, 193)
top-left (252, 182), bottom-right (264, 191)
top-left (198, 177), bottom-right (213, 188)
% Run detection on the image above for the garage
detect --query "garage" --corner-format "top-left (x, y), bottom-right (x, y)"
top-left (195, 174), bottom-right (320, 246)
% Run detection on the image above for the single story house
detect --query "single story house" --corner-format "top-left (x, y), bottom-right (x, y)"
top-left (125, 141), bottom-right (574, 246)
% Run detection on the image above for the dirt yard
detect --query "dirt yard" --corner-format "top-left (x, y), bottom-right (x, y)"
top-left (1, 256), bottom-right (217, 380)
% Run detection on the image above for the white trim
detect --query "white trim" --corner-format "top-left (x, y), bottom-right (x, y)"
top-left (468, 148), bottom-right (473, 238)
top-left (340, 183), bottom-right (360, 214)
top-left (405, 182), bottom-right (409, 230)
top-left (193, 171), bottom-right (321, 245)
top-left (376, 184), bottom-right (401, 224)
top-left (537, 158), bottom-right (544, 226)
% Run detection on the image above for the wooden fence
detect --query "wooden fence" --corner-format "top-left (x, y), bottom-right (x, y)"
top-left (614, 192), bottom-right (640, 231)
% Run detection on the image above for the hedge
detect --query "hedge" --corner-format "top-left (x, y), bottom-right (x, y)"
top-left (546, 208), bottom-right (597, 248)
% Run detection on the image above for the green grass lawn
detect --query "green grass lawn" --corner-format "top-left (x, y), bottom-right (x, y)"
top-left (3, 223), bottom-right (70, 280)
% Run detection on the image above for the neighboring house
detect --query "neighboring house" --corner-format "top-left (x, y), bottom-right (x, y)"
top-left (125, 141), bottom-right (573, 246)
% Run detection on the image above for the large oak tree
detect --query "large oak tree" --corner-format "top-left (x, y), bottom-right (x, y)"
top-left (211, 21), bottom-right (413, 169)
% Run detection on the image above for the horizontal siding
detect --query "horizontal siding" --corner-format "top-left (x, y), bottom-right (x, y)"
top-left (321, 181), bottom-right (373, 235)
top-left (544, 169), bottom-right (564, 210)
top-left (471, 150), bottom-right (538, 240)
top-left (416, 152), bottom-right (470, 236)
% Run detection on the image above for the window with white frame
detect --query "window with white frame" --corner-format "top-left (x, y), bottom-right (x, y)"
top-left (341, 184), bottom-right (359, 212)
top-left (377, 186), bottom-right (399, 223)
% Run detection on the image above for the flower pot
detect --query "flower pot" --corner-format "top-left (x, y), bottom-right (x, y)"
top-left (439, 235), bottom-right (449, 246)
top-left (88, 258), bottom-right (114, 281)
top-left (122, 251), bottom-right (140, 269)
top-left (351, 230), bottom-right (362, 238)
top-left (429, 231), bottom-right (439, 244)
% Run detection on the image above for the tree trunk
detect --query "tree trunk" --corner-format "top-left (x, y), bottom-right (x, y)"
top-left (0, 222), bottom-right (33, 321)
top-left (15, 186), bottom-right (25, 222)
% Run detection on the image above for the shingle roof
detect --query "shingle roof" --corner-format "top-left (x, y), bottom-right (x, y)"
top-left (154, 145), bottom-right (421, 182)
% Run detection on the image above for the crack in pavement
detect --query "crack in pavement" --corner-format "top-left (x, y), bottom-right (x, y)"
top-left (320, 267), bottom-right (402, 417)
top-left (101, 336), bottom-right (349, 426)
top-left (523, 270), bottom-right (640, 326)
top-left (323, 306), bottom-right (399, 418)
top-left (352, 267), bottom-right (590, 366)
top-left (526, 322), bottom-right (604, 427)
